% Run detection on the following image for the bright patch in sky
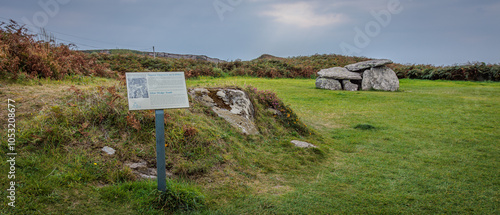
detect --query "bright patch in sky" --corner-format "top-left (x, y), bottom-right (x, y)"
top-left (261, 2), bottom-right (347, 28)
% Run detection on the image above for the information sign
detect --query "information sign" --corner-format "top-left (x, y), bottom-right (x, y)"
top-left (126, 72), bottom-right (189, 110)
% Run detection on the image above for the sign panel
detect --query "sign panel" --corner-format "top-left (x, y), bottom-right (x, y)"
top-left (126, 72), bottom-right (190, 110)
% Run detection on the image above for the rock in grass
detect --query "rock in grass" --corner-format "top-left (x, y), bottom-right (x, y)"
top-left (345, 59), bottom-right (393, 72)
top-left (125, 160), bottom-right (174, 179)
top-left (188, 88), bottom-right (259, 135)
top-left (317, 67), bottom-right (362, 80)
top-left (291, 140), bottom-right (317, 148)
top-left (316, 78), bottom-right (342, 90)
top-left (361, 66), bottom-right (399, 91)
top-left (102, 146), bottom-right (116, 155)
top-left (213, 107), bottom-right (260, 135)
top-left (216, 89), bottom-right (255, 120)
top-left (125, 161), bottom-right (147, 169)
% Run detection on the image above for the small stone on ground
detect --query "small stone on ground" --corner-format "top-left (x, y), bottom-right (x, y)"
top-left (102, 146), bottom-right (116, 155)
top-left (291, 140), bottom-right (317, 148)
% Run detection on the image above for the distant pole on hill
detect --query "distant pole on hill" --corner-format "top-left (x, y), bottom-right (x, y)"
top-left (153, 46), bottom-right (156, 59)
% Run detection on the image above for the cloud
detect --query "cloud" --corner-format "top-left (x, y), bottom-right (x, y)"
top-left (260, 2), bottom-right (347, 28)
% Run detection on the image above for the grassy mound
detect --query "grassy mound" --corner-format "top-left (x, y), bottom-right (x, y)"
top-left (0, 77), bottom-right (324, 214)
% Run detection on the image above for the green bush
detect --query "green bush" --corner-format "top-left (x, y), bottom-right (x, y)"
top-left (390, 62), bottom-right (500, 81)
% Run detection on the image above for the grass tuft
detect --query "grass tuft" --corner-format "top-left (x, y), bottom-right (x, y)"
top-left (354, 124), bottom-right (376, 130)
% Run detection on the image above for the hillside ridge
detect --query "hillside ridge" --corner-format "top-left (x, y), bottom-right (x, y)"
top-left (83, 49), bottom-right (226, 63)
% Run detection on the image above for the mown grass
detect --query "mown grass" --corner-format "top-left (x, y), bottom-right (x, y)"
top-left (187, 77), bottom-right (500, 214)
top-left (1, 77), bottom-right (498, 214)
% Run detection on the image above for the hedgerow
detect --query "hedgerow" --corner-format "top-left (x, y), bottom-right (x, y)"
top-left (389, 63), bottom-right (500, 81)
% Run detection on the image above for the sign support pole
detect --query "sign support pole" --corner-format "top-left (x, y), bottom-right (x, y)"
top-left (155, 109), bottom-right (167, 192)
top-left (126, 72), bottom-right (189, 192)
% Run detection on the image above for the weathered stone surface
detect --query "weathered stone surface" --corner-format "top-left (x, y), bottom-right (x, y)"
top-left (125, 160), bottom-right (173, 179)
top-left (189, 88), bottom-right (214, 107)
top-left (291, 140), bottom-right (317, 148)
top-left (102, 146), bottom-right (115, 155)
top-left (125, 161), bottom-right (147, 169)
top-left (216, 89), bottom-right (255, 120)
top-left (342, 80), bottom-right (359, 91)
top-left (316, 78), bottom-right (342, 90)
top-left (317, 67), bottom-right (362, 80)
top-left (189, 88), bottom-right (259, 135)
top-left (361, 66), bottom-right (399, 91)
top-left (213, 107), bottom-right (260, 135)
top-left (345, 59), bottom-right (393, 72)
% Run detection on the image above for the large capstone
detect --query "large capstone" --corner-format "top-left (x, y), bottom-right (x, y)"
top-left (345, 59), bottom-right (393, 72)
top-left (317, 67), bottom-right (362, 80)
top-left (189, 88), bottom-right (259, 135)
top-left (316, 78), bottom-right (342, 90)
top-left (361, 66), bottom-right (400, 91)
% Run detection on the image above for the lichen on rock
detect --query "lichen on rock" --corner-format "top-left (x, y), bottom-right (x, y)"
top-left (189, 87), bottom-right (259, 135)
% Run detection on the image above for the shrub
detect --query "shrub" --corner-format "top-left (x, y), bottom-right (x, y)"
top-left (0, 20), bottom-right (112, 80)
top-left (389, 62), bottom-right (500, 81)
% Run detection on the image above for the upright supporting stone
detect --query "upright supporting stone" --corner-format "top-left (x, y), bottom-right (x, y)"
top-left (155, 109), bottom-right (166, 192)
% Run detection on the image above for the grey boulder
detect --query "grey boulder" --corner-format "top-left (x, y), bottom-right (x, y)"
top-left (188, 88), bottom-right (259, 135)
top-left (342, 80), bottom-right (359, 91)
top-left (291, 140), bottom-right (317, 148)
top-left (345, 59), bottom-right (393, 72)
top-left (102, 146), bottom-right (116, 155)
top-left (317, 67), bottom-right (362, 80)
top-left (361, 66), bottom-right (399, 91)
top-left (316, 78), bottom-right (342, 90)
top-left (125, 160), bottom-right (174, 179)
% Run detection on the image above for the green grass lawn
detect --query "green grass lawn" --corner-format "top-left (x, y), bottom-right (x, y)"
top-left (1, 77), bottom-right (498, 214)
top-left (187, 77), bottom-right (500, 214)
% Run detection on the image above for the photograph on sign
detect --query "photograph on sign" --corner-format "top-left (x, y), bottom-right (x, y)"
top-left (126, 72), bottom-right (190, 110)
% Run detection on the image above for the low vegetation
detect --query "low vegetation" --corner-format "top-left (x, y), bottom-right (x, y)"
top-left (0, 21), bottom-right (111, 81)
top-left (390, 62), bottom-right (500, 81)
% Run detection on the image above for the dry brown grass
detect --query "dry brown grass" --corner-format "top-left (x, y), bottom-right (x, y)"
top-left (0, 79), bottom-right (119, 129)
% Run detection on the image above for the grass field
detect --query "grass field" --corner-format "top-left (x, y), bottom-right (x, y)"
top-left (187, 77), bottom-right (500, 214)
top-left (1, 77), bottom-right (499, 214)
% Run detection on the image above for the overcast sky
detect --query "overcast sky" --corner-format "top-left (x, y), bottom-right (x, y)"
top-left (1, 0), bottom-right (499, 65)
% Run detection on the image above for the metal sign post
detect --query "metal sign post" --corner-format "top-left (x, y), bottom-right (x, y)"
top-left (125, 72), bottom-right (190, 192)
top-left (155, 109), bottom-right (166, 191)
